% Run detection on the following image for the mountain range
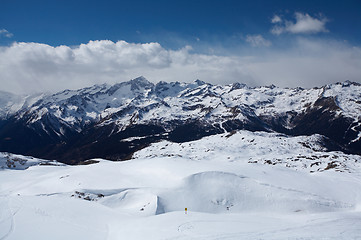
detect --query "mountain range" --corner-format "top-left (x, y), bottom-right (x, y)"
top-left (0, 77), bottom-right (360, 164)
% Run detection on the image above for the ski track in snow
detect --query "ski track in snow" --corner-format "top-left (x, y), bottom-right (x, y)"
top-left (0, 197), bottom-right (13, 240)
top-left (175, 215), bottom-right (361, 240)
top-left (0, 196), bottom-right (22, 240)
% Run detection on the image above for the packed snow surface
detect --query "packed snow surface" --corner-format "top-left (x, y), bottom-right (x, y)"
top-left (1, 130), bottom-right (361, 239)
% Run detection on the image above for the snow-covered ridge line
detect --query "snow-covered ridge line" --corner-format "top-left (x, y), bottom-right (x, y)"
top-left (2, 78), bottom-right (360, 122)
top-left (0, 77), bottom-right (360, 162)
top-left (3, 78), bottom-right (359, 130)
top-left (134, 130), bottom-right (361, 173)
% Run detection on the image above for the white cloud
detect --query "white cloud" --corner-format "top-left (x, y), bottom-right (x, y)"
top-left (245, 34), bottom-right (271, 47)
top-left (271, 12), bottom-right (328, 35)
top-left (0, 29), bottom-right (13, 38)
top-left (0, 40), bottom-right (173, 93)
top-left (0, 39), bottom-right (361, 94)
top-left (271, 15), bottom-right (282, 23)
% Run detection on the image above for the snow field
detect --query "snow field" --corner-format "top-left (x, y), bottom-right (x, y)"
top-left (0, 130), bottom-right (361, 239)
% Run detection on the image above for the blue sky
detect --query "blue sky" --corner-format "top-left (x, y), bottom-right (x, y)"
top-left (2, 0), bottom-right (361, 48)
top-left (1, 0), bottom-right (361, 93)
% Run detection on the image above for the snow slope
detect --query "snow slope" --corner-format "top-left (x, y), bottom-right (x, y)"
top-left (1, 130), bottom-right (361, 239)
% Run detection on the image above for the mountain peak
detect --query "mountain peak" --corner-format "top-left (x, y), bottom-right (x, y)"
top-left (130, 76), bottom-right (154, 90)
top-left (194, 79), bottom-right (207, 86)
top-left (337, 80), bottom-right (361, 87)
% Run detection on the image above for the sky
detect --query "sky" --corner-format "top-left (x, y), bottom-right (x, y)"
top-left (1, 0), bottom-right (361, 94)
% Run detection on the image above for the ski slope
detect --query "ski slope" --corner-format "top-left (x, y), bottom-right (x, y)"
top-left (1, 130), bottom-right (361, 239)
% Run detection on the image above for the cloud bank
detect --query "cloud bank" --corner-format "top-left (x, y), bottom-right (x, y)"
top-left (271, 13), bottom-right (328, 35)
top-left (0, 39), bottom-right (360, 94)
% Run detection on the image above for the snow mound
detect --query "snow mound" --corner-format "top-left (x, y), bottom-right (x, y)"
top-left (158, 171), bottom-right (350, 214)
top-left (99, 188), bottom-right (160, 216)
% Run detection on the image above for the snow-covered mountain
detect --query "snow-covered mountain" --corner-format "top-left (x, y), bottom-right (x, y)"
top-left (0, 91), bottom-right (44, 118)
top-left (0, 77), bottom-right (360, 163)
top-left (1, 130), bottom-right (361, 239)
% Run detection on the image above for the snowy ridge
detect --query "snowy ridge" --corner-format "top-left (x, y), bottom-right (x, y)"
top-left (0, 91), bottom-right (45, 118)
top-left (7, 77), bottom-right (361, 131)
top-left (0, 91), bottom-right (20, 118)
top-left (0, 152), bottom-right (64, 170)
top-left (1, 77), bottom-right (361, 162)
top-left (134, 130), bottom-right (361, 173)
